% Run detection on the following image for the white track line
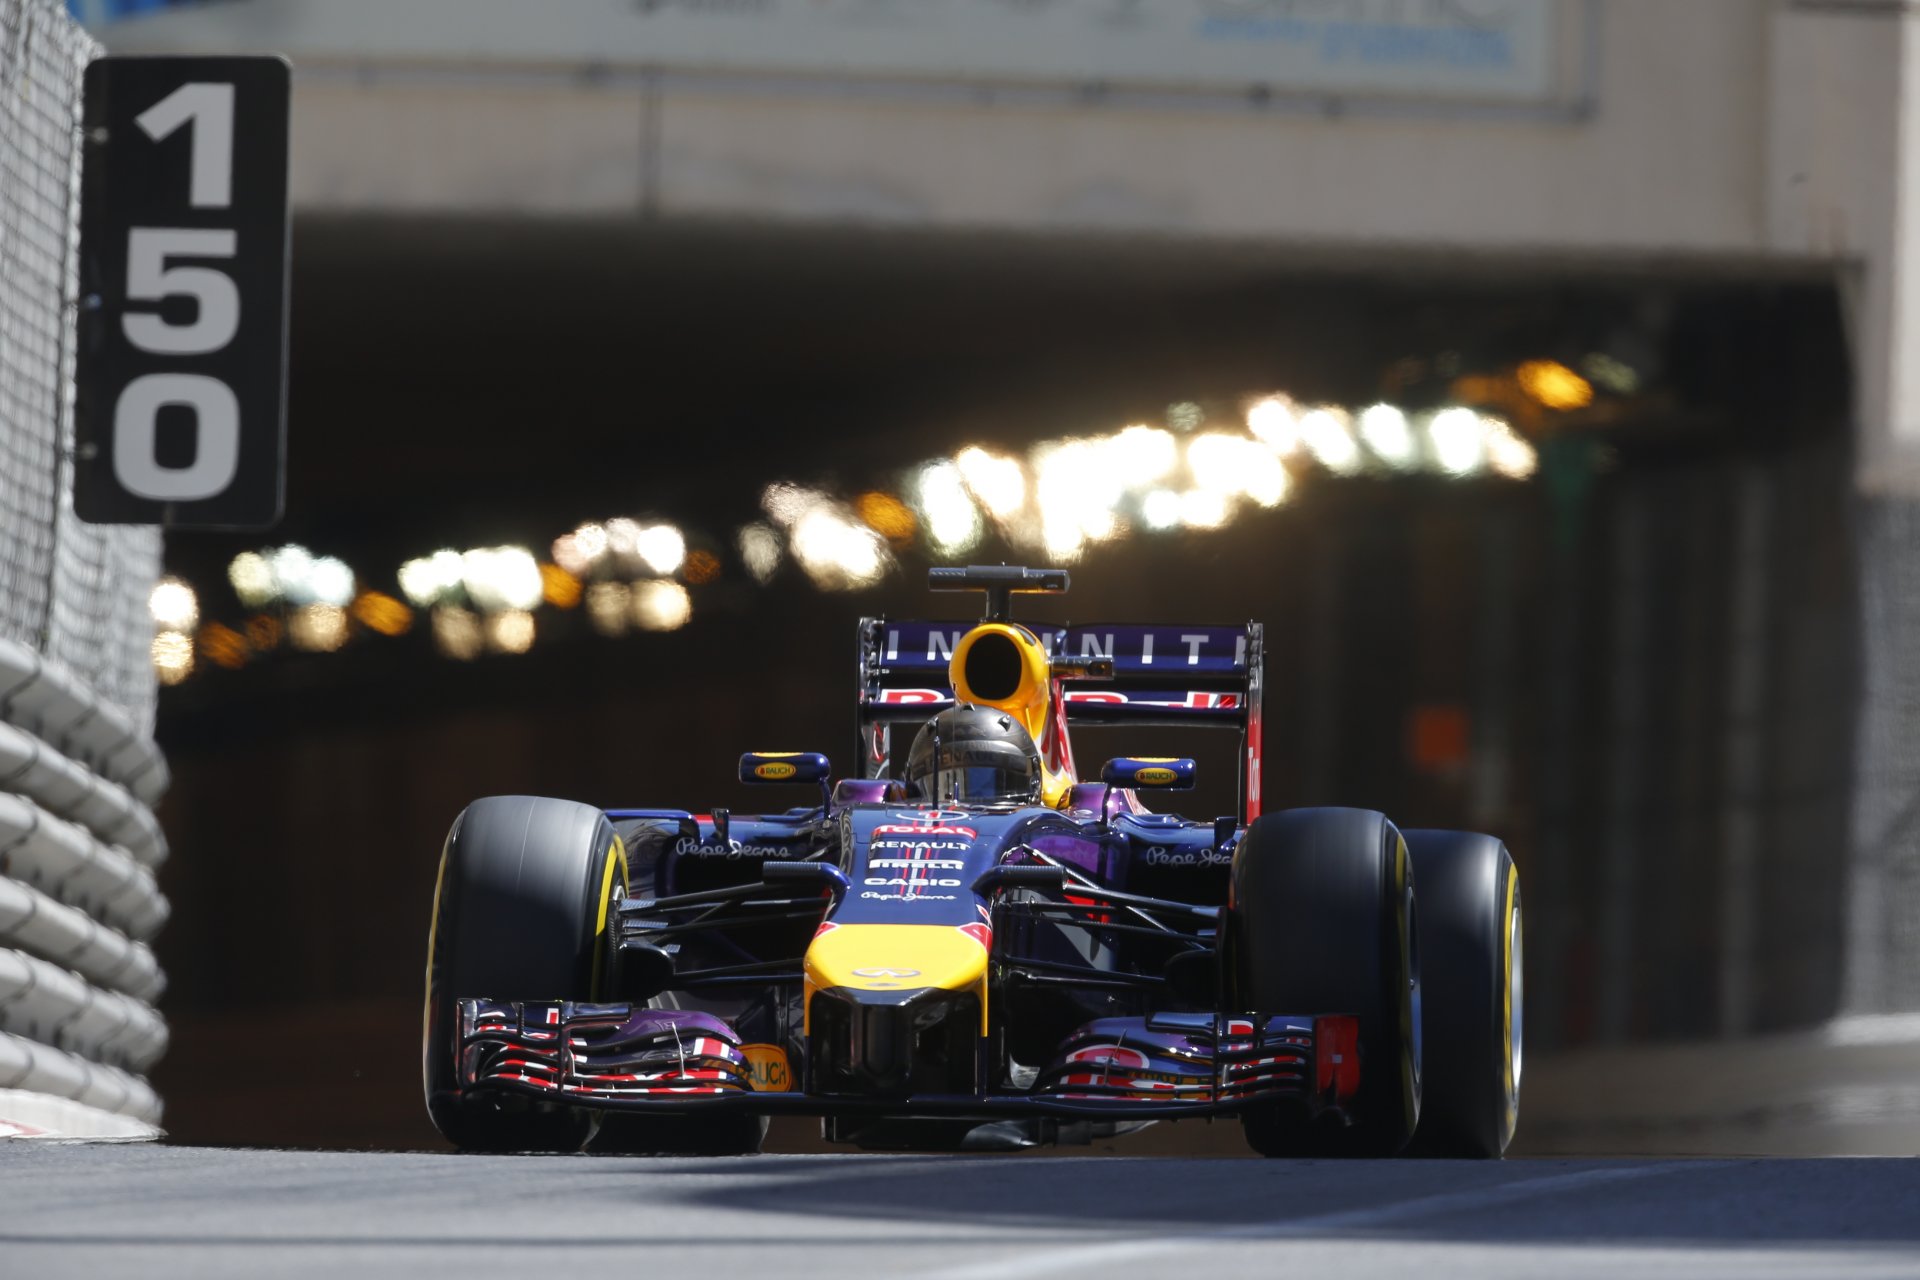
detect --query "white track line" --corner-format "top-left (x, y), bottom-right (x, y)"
top-left (928, 1161), bottom-right (1734, 1280)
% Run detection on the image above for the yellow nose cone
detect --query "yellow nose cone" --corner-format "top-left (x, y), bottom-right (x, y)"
top-left (803, 924), bottom-right (990, 1032)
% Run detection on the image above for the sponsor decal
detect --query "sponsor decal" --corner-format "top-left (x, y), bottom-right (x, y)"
top-left (851, 967), bottom-right (921, 979)
top-left (866, 877), bottom-right (963, 888)
top-left (890, 810), bottom-right (971, 823)
top-left (673, 838), bottom-right (789, 859)
top-left (860, 890), bottom-right (957, 901)
top-left (752, 761), bottom-right (798, 781)
top-left (1142, 847), bottom-right (1232, 868)
top-left (868, 838), bottom-right (972, 852)
top-left (1134, 767), bottom-right (1178, 786)
top-left (741, 1043), bottom-right (792, 1092)
top-left (868, 858), bottom-right (966, 870)
top-left (874, 823), bottom-right (976, 839)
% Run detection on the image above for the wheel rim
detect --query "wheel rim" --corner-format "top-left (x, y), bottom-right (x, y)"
top-left (1503, 866), bottom-right (1523, 1134)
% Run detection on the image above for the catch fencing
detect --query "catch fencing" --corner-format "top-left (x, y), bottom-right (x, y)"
top-left (0, 0), bottom-right (168, 1136)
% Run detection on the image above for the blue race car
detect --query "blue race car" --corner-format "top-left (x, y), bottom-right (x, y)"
top-left (423, 565), bottom-right (1522, 1156)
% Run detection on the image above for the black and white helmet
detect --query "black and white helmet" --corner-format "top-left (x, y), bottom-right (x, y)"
top-left (905, 704), bottom-right (1042, 806)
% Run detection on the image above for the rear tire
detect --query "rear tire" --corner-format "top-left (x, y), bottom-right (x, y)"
top-left (423, 795), bottom-right (627, 1153)
top-left (1402, 830), bottom-right (1521, 1158)
top-left (1226, 807), bottom-right (1421, 1157)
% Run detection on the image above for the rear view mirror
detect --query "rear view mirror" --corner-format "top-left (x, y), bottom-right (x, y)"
top-left (739, 752), bottom-right (831, 785)
top-left (1100, 757), bottom-right (1196, 789)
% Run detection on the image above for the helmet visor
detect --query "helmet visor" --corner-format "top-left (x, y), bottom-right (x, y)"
top-left (925, 763), bottom-right (1039, 805)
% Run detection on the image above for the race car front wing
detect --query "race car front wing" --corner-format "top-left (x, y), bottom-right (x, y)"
top-left (454, 998), bottom-right (1360, 1121)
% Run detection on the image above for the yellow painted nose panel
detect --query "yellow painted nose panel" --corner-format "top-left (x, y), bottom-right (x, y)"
top-left (804, 923), bottom-right (988, 994)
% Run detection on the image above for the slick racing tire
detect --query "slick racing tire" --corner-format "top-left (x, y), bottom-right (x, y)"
top-left (424, 795), bottom-right (628, 1153)
top-left (1226, 807), bottom-right (1421, 1158)
top-left (1402, 831), bottom-right (1521, 1158)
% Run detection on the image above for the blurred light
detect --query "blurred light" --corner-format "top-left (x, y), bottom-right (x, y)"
top-left (1110, 425), bottom-right (1177, 483)
top-left (1246, 397), bottom-right (1300, 455)
top-left (432, 605), bottom-right (484, 660)
top-left (791, 505), bottom-right (891, 589)
top-left (738, 524), bottom-right (783, 584)
top-left (1358, 404), bottom-right (1418, 470)
top-left (1484, 418), bottom-right (1540, 480)
top-left (550, 533), bottom-right (588, 577)
top-left (761, 482), bottom-right (828, 529)
top-left (955, 447), bottom-right (1026, 519)
top-left (1517, 360), bottom-right (1594, 411)
top-left (914, 463), bottom-right (982, 556)
top-left (288, 604), bottom-right (349, 653)
top-left (681, 549), bottom-right (722, 585)
top-left (1036, 438), bottom-right (1123, 546)
top-left (148, 577), bottom-right (198, 631)
top-left (552, 522), bottom-right (608, 575)
top-left (1298, 408), bottom-right (1362, 475)
top-left (634, 524), bottom-right (686, 577)
top-left (540, 563), bottom-right (582, 609)
top-left (244, 615), bottom-right (280, 652)
top-left (1429, 408), bottom-right (1487, 476)
top-left (306, 556), bottom-right (356, 608)
top-left (268, 545), bottom-right (314, 602)
top-left (585, 582), bottom-right (631, 636)
top-left (1581, 352), bottom-right (1640, 395)
top-left (351, 591), bottom-right (413, 637)
top-left (485, 609), bottom-right (536, 654)
top-left (461, 546), bottom-right (543, 612)
top-left (197, 622), bottom-right (247, 670)
top-left (151, 631), bottom-right (193, 684)
top-left (632, 579), bottom-right (692, 631)
top-left (1141, 489), bottom-right (1181, 531)
top-left (1183, 433), bottom-right (1288, 508)
top-left (1179, 489), bottom-right (1231, 529)
top-left (227, 552), bottom-right (276, 607)
top-left (398, 550), bottom-right (463, 608)
top-left (856, 490), bottom-right (919, 547)
top-left (1167, 402), bottom-right (1204, 433)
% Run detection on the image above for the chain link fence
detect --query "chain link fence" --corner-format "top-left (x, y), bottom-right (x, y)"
top-left (0, 0), bottom-right (159, 733)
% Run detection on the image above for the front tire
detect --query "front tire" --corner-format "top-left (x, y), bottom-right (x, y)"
top-left (1226, 807), bottom-right (1421, 1157)
top-left (423, 795), bottom-right (628, 1152)
top-left (1403, 830), bottom-right (1521, 1158)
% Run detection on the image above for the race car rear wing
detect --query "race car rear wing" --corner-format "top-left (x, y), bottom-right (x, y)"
top-left (855, 617), bottom-right (1265, 821)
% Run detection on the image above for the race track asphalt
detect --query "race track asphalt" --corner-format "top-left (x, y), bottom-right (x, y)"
top-left (2, 1143), bottom-right (1917, 1279)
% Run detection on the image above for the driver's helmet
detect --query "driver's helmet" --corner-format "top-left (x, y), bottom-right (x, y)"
top-left (905, 703), bottom-right (1043, 806)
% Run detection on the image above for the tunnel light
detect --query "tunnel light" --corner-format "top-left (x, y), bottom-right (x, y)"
top-left (461, 546), bottom-right (543, 612)
top-left (485, 609), bottom-right (536, 654)
top-left (149, 577), bottom-right (198, 632)
top-left (632, 580), bottom-right (693, 631)
top-left (1358, 404), bottom-right (1418, 471)
top-left (1484, 418), bottom-right (1539, 480)
top-left (1298, 408), bottom-right (1362, 476)
top-left (1141, 489), bottom-right (1181, 531)
top-left (856, 491), bottom-right (918, 547)
top-left (1518, 360), bottom-right (1594, 411)
top-left (738, 524), bottom-right (783, 585)
top-left (1109, 425), bottom-right (1177, 483)
top-left (227, 552), bottom-right (276, 608)
top-left (761, 482), bottom-right (829, 529)
top-left (955, 447), bottom-right (1027, 519)
top-left (151, 631), bottom-right (193, 683)
top-left (914, 463), bottom-right (982, 556)
top-left (1429, 408), bottom-right (1487, 477)
top-left (791, 506), bottom-right (891, 590)
top-left (431, 605), bottom-right (483, 660)
top-left (306, 556), bottom-right (356, 608)
top-left (1246, 396), bottom-right (1301, 455)
top-left (1179, 489), bottom-right (1231, 530)
top-left (288, 603), bottom-right (349, 653)
top-left (634, 524), bottom-right (686, 577)
top-left (585, 581), bottom-right (631, 636)
top-left (351, 591), bottom-right (413, 637)
top-left (267, 545), bottom-right (314, 601)
top-left (398, 550), bottom-right (464, 608)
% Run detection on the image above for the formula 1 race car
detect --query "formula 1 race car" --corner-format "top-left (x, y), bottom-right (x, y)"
top-left (423, 565), bottom-right (1522, 1157)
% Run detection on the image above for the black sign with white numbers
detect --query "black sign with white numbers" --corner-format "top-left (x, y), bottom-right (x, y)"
top-left (74, 56), bottom-right (290, 528)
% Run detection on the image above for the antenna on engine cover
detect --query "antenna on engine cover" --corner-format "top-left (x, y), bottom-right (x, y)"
top-left (928, 565), bottom-right (1069, 622)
